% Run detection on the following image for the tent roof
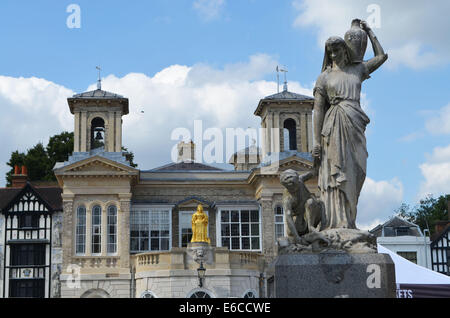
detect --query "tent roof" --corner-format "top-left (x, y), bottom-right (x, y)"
top-left (377, 244), bottom-right (450, 285)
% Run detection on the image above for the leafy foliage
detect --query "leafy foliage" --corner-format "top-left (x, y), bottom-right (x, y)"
top-left (396, 194), bottom-right (449, 235)
top-left (5, 131), bottom-right (137, 185)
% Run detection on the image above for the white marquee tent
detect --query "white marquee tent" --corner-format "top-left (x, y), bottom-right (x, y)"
top-left (378, 244), bottom-right (450, 298)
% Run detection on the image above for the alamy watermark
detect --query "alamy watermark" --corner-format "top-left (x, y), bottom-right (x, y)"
top-left (170, 120), bottom-right (282, 173)
top-left (367, 4), bottom-right (381, 29)
top-left (66, 4), bottom-right (81, 29)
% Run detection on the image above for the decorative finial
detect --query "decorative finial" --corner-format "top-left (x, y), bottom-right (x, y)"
top-left (276, 66), bottom-right (280, 93)
top-left (96, 66), bottom-right (102, 90)
top-left (280, 66), bottom-right (288, 92)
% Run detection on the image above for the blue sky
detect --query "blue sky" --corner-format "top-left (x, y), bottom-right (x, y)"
top-left (0, 0), bottom-right (449, 229)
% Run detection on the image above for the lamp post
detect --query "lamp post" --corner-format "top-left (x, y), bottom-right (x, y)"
top-left (197, 261), bottom-right (206, 288)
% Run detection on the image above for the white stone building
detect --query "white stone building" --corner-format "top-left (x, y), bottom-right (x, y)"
top-left (370, 216), bottom-right (432, 269)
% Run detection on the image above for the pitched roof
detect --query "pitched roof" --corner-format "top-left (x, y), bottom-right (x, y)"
top-left (0, 182), bottom-right (62, 212)
top-left (71, 89), bottom-right (125, 99)
top-left (369, 216), bottom-right (422, 237)
top-left (262, 90), bottom-right (313, 101)
top-left (254, 89), bottom-right (314, 116)
top-left (431, 222), bottom-right (450, 243)
top-left (67, 89), bottom-right (129, 114)
top-left (148, 161), bottom-right (224, 172)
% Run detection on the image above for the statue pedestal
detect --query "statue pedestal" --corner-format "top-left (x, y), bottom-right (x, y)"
top-left (268, 251), bottom-right (396, 298)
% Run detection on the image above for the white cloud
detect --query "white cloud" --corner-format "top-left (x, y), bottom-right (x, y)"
top-left (0, 54), bottom-right (313, 186)
top-left (357, 177), bottom-right (404, 230)
top-left (193, 0), bottom-right (226, 21)
top-left (88, 54), bottom-right (311, 169)
top-left (0, 76), bottom-right (74, 186)
top-left (425, 103), bottom-right (450, 135)
top-left (292, 0), bottom-right (450, 69)
top-left (418, 144), bottom-right (450, 198)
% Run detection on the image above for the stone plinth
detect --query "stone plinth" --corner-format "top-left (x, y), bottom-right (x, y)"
top-left (270, 251), bottom-right (396, 298)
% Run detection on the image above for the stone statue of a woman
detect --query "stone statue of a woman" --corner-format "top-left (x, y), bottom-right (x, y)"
top-left (312, 20), bottom-right (388, 230)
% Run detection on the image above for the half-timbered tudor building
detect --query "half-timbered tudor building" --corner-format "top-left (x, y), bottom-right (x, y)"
top-left (431, 208), bottom-right (450, 276)
top-left (1, 82), bottom-right (317, 298)
top-left (0, 169), bottom-right (62, 298)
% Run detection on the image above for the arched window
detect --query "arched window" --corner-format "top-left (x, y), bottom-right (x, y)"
top-left (91, 205), bottom-right (102, 254)
top-left (107, 205), bottom-right (117, 254)
top-left (188, 290), bottom-right (213, 298)
top-left (76, 206), bottom-right (86, 254)
top-left (90, 117), bottom-right (105, 150)
top-left (141, 290), bottom-right (157, 298)
top-left (243, 290), bottom-right (257, 298)
top-left (274, 206), bottom-right (285, 239)
top-left (283, 119), bottom-right (297, 151)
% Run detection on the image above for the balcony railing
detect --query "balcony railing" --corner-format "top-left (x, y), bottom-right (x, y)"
top-left (132, 248), bottom-right (263, 273)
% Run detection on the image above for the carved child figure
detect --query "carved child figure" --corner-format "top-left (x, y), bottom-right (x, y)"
top-left (280, 169), bottom-right (325, 243)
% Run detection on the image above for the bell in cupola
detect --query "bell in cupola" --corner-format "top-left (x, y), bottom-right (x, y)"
top-left (94, 128), bottom-right (104, 141)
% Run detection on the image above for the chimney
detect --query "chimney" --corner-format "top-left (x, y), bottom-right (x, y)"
top-left (11, 165), bottom-right (28, 188)
top-left (177, 141), bottom-right (195, 163)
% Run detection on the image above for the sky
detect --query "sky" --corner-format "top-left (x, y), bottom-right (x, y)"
top-left (0, 0), bottom-right (449, 230)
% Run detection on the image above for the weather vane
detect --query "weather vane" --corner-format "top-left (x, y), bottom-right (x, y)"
top-left (96, 66), bottom-right (102, 90)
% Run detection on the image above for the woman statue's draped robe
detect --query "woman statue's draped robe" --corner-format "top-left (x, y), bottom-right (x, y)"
top-left (314, 62), bottom-right (371, 230)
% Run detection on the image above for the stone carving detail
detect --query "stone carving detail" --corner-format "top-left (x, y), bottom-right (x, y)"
top-left (52, 264), bottom-right (62, 298)
top-left (279, 19), bottom-right (387, 254)
top-left (53, 218), bottom-right (62, 247)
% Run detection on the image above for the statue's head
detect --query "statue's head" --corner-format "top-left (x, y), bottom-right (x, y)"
top-left (197, 204), bottom-right (204, 213)
top-left (322, 36), bottom-right (352, 72)
top-left (280, 169), bottom-right (299, 191)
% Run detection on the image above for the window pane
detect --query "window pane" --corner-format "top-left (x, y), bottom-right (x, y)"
top-left (222, 237), bottom-right (230, 249)
top-left (251, 224), bottom-right (259, 236)
top-left (231, 211), bottom-right (239, 222)
top-left (131, 238), bottom-right (139, 251)
top-left (251, 210), bottom-right (259, 222)
top-left (221, 211), bottom-right (229, 222)
top-left (231, 224), bottom-right (240, 236)
top-left (241, 210), bottom-right (249, 222)
top-left (242, 237), bottom-right (250, 250)
top-left (141, 238), bottom-right (149, 251)
top-left (241, 223), bottom-right (249, 236)
top-left (221, 224), bottom-right (230, 236)
top-left (251, 237), bottom-right (260, 250)
top-left (150, 238), bottom-right (159, 250)
top-left (231, 237), bottom-right (240, 250)
top-left (161, 238), bottom-right (169, 251)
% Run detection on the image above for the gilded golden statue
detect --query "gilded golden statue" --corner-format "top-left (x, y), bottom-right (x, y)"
top-left (191, 204), bottom-right (210, 244)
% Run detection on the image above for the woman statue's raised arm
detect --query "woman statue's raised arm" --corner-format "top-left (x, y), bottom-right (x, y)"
top-left (361, 20), bottom-right (388, 74)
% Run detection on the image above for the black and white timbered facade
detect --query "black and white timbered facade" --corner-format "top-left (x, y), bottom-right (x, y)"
top-left (431, 225), bottom-right (450, 276)
top-left (1, 183), bottom-right (62, 298)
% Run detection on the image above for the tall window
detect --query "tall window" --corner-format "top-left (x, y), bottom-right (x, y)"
top-left (91, 205), bottom-right (102, 254)
top-left (179, 211), bottom-right (209, 248)
top-left (220, 208), bottom-right (260, 251)
top-left (130, 209), bottom-right (171, 253)
top-left (283, 119), bottom-right (297, 151)
top-left (274, 206), bottom-right (285, 239)
top-left (107, 205), bottom-right (117, 254)
top-left (180, 211), bottom-right (194, 248)
top-left (76, 206), bottom-right (86, 254)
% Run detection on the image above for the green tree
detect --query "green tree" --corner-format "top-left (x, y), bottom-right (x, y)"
top-left (5, 131), bottom-right (138, 185)
top-left (5, 151), bottom-right (27, 186)
top-left (122, 146), bottom-right (138, 168)
top-left (46, 131), bottom-right (74, 169)
top-left (396, 194), bottom-right (449, 235)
